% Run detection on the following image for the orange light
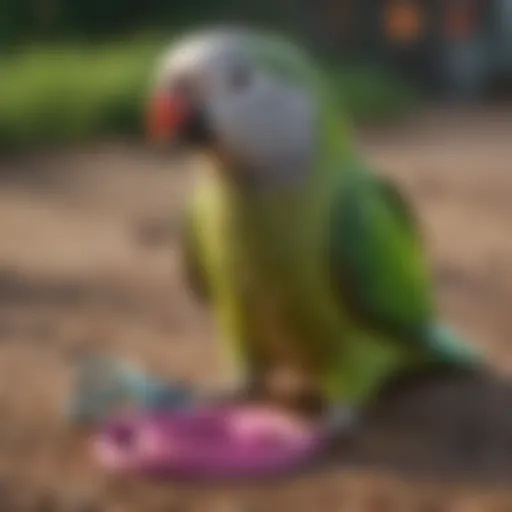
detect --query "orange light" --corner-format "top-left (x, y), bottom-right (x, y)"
top-left (385, 1), bottom-right (424, 44)
top-left (445, 3), bottom-right (477, 40)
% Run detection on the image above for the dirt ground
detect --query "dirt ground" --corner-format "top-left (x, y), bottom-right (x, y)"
top-left (0, 106), bottom-right (511, 510)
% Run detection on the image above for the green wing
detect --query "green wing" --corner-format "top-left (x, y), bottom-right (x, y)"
top-left (179, 202), bottom-right (210, 303)
top-left (329, 170), bottom-right (434, 343)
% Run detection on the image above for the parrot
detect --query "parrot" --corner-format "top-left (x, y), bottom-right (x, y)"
top-left (145, 27), bottom-right (485, 432)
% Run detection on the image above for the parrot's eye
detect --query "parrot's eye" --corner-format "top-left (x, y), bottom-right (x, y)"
top-left (229, 63), bottom-right (253, 91)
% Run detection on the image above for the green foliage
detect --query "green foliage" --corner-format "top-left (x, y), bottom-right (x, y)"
top-left (0, 37), bottom-right (164, 149)
top-left (0, 39), bottom-right (420, 150)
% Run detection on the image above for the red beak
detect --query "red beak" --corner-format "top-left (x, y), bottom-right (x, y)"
top-left (146, 93), bottom-right (189, 144)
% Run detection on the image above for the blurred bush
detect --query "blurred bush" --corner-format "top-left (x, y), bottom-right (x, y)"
top-left (0, 37), bottom-right (420, 150)
top-left (0, 37), bottom-right (161, 149)
top-left (328, 64), bottom-right (420, 123)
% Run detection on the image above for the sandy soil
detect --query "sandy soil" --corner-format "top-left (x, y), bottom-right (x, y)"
top-left (0, 106), bottom-right (511, 510)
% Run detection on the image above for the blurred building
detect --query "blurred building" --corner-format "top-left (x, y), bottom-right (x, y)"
top-left (304, 0), bottom-right (512, 98)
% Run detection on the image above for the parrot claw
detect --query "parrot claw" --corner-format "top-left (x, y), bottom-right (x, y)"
top-left (321, 404), bottom-right (360, 437)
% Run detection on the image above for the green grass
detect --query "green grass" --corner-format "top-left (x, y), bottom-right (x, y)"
top-left (0, 38), bottom-right (421, 150)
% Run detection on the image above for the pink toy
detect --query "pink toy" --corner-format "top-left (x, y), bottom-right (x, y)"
top-left (91, 404), bottom-right (328, 480)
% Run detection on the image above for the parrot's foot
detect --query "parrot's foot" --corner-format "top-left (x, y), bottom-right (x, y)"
top-left (321, 404), bottom-right (360, 438)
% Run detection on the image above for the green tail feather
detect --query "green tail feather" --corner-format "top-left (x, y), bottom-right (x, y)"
top-left (424, 323), bottom-right (483, 367)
